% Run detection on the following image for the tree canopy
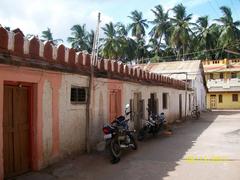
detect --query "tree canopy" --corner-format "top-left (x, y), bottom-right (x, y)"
top-left (37, 4), bottom-right (240, 63)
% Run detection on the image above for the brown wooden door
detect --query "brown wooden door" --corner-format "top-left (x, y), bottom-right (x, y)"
top-left (133, 93), bottom-right (139, 130)
top-left (3, 85), bottom-right (30, 178)
top-left (148, 93), bottom-right (157, 115)
top-left (210, 95), bottom-right (216, 109)
top-left (109, 90), bottom-right (121, 122)
top-left (133, 93), bottom-right (143, 130)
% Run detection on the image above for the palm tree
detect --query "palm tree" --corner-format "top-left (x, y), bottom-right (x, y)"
top-left (170, 4), bottom-right (194, 60)
top-left (86, 30), bottom-right (95, 53)
top-left (194, 16), bottom-right (220, 59)
top-left (42, 28), bottom-right (53, 41)
top-left (4, 26), bottom-right (10, 31)
top-left (149, 5), bottom-right (171, 46)
top-left (115, 22), bottom-right (137, 61)
top-left (135, 38), bottom-right (149, 63)
top-left (67, 24), bottom-right (89, 51)
top-left (41, 28), bottom-right (63, 45)
top-left (127, 11), bottom-right (149, 63)
top-left (128, 10), bottom-right (149, 40)
top-left (216, 6), bottom-right (240, 48)
top-left (148, 5), bottom-right (172, 58)
top-left (100, 22), bottom-right (121, 59)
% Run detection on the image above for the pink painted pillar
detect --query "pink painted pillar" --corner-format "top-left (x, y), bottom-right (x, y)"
top-left (0, 79), bottom-right (4, 179)
top-left (33, 82), bottom-right (44, 170)
top-left (51, 85), bottom-right (60, 157)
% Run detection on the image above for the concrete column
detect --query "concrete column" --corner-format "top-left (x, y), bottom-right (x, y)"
top-left (33, 81), bottom-right (44, 170)
top-left (51, 85), bottom-right (60, 157)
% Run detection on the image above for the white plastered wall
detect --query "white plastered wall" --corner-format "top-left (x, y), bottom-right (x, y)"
top-left (90, 78), bottom-right (109, 146)
top-left (194, 69), bottom-right (207, 111)
top-left (58, 74), bottom-right (192, 152)
top-left (59, 74), bottom-right (88, 156)
top-left (122, 82), bottom-right (190, 127)
top-left (42, 80), bottom-right (53, 165)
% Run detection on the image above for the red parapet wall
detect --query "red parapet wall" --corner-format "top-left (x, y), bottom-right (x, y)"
top-left (0, 27), bottom-right (8, 49)
top-left (57, 44), bottom-right (65, 64)
top-left (43, 41), bottom-right (53, 60)
top-left (68, 48), bottom-right (76, 66)
top-left (77, 52), bottom-right (84, 66)
top-left (0, 27), bottom-right (187, 90)
top-left (14, 32), bottom-right (24, 56)
top-left (29, 37), bottom-right (40, 59)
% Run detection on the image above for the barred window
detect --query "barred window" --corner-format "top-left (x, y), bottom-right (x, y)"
top-left (231, 73), bottom-right (237, 78)
top-left (71, 86), bottom-right (87, 104)
top-left (220, 73), bottom-right (224, 79)
top-left (219, 95), bottom-right (223, 103)
top-left (232, 94), bottom-right (238, 102)
top-left (162, 93), bottom-right (168, 109)
top-left (210, 73), bottom-right (213, 79)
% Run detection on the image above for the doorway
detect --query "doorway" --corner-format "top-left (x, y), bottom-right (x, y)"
top-left (132, 93), bottom-right (144, 130)
top-left (3, 84), bottom-right (32, 178)
top-left (210, 95), bottom-right (216, 109)
top-left (148, 93), bottom-right (158, 115)
top-left (109, 89), bottom-right (122, 122)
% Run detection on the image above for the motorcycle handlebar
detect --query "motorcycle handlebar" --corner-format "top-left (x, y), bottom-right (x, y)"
top-left (125, 111), bottom-right (132, 115)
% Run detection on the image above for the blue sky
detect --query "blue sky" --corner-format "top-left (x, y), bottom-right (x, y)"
top-left (0, 0), bottom-right (239, 46)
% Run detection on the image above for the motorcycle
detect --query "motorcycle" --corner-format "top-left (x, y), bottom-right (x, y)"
top-left (137, 110), bottom-right (167, 141)
top-left (102, 104), bottom-right (137, 164)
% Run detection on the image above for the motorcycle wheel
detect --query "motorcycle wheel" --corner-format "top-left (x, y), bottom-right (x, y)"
top-left (191, 110), bottom-right (198, 120)
top-left (111, 157), bottom-right (120, 164)
top-left (197, 111), bottom-right (200, 119)
top-left (110, 139), bottom-right (121, 158)
top-left (137, 128), bottom-right (146, 141)
top-left (129, 135), bottom-right (138, 150)
top-left (152, 126), bottom-right (157, 136)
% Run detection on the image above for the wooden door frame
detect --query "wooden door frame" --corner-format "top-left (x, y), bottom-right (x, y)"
top-left (108, 89), bottom-right (122, 122)
top-left (210, 95), bottom-right (216, 109)
top-left (133, 92), bottom-right (142, 130)
top-left (148, 93), bottom-right (158, 115)
top-left (3, 81), bottom-right (34, 175)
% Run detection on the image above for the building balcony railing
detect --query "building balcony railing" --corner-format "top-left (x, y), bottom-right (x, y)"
top-left (207, 78), bottom-right (240, 91)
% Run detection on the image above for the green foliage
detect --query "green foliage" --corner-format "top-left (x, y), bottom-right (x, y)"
top-left (41, 28), bottom-right (63, 45)
top-left (128, 10), bottom-right (149, 40)
top-left (150, 55), bottom-right (161, 63)
top-left (67, 24), bottom-right (94, 53)
top-left (65, 4), bottom-right (240, 62)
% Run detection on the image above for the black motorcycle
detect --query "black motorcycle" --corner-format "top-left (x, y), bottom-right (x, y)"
top-left (137, 111), bottom-right (167, 141)
top-left (102, 104), bottom-right (137, 164)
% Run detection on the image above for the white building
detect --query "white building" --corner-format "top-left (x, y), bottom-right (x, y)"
top-left (135, 60), bottom-right (207, 111)
top-left (0, 27), bottom-right (192, 178)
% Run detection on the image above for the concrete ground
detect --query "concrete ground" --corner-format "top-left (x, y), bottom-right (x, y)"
top-left (15, 111), bottom-right (240, 180)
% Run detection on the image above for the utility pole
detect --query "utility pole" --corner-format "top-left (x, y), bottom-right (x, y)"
top-left (86, 12), bottom-right (101, 153)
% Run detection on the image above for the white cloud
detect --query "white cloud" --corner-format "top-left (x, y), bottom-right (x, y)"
top-left (0, 0), bottom-right (113, 47)
top-left (0, 0), bottom-right (213, 47)
top-left (89, 11), bottom-right (113, 28)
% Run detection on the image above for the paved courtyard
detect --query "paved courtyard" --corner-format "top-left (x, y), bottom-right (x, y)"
top-left (16, 111), bottom-right (240, 180)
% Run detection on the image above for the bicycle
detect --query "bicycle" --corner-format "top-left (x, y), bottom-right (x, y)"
top-left (191, 105), bottom-right (200, 120)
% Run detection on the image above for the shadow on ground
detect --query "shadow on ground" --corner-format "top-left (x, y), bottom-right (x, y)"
top-left (13, 111), bottom-right (240, 180)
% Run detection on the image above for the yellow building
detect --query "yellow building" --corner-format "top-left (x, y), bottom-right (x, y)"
top-left (203, 59), bottom-right (240, 109)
